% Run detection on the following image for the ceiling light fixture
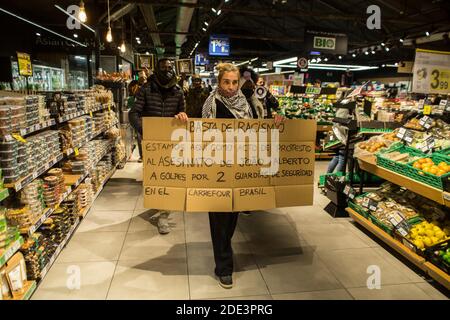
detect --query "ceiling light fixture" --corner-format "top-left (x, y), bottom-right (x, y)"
top-left (73, 33), bottom-right (78, 38)
top-left (338, 55), bottom-right (342, 59)
top-left (106, 0), bottom-right (112, 42)
top-left (36, 32), bottom-right (41, 36)
top-left (352, 53), bottom-right (356, 57)
top-left (425, 31), bottom-right (430, 36)
top-left (78, 1), bottom-right (87, 23)
top-left (371, 50), bottom-right (375, 54)
top-left (399, 38), bottom-right (404, 42)
top-left (365, 51), bottom-right (369, 55)
top-left (54, 5), bottom-right (94, 33)
top-left (385, 47), bottom-right (390, 52)
top-left (204, 21), bottom-right (209, 26)
top-left (381, 42), bottom-right (385, 46)
top-left (217, 9), bottom-right (222, 15)
top-left (211, 8), bottom-right (217, 13)
top-left (202, 27), bottom-right (206, 31)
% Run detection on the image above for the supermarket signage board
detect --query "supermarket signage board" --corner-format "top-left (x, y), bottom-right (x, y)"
top-left (412, 49), bottom-right (450, 94)
top-left (305, 30), bottom-right (348, 55)
top-left (209, 35), bottom-right (230, 56)
top-left (16, 52), bottom-right (32, 76)
top-left (142, 117), bottom-right (316, 212)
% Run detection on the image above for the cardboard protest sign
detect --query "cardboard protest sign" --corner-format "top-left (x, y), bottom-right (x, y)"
top-left (142, 117), bottom-right (316, 212)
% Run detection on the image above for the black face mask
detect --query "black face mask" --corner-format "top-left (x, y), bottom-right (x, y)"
top-left (241, 88), bottom-right (254, 99)
top-left (156, 69), bottom-right (175, 85)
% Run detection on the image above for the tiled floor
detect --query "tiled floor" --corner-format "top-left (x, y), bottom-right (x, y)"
top-left (32, 151), bottom-right (449, 300)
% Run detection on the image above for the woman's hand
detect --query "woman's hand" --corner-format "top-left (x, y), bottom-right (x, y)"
top-left (274, 114), bottom-right (286, 126)
top-left (175, 112), bottom-right (188, 123)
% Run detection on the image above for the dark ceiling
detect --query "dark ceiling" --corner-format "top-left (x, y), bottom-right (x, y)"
top-left (1, 0), bottom-right (450, 65)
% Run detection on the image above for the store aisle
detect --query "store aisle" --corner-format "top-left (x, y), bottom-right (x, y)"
top-left (32, 153), bottom-right (449, 300)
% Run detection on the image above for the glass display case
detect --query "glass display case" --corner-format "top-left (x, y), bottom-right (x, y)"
top-left (11, 62), bottom-right (66, 91)
top-left (68, 70), bottom-right (88, 90)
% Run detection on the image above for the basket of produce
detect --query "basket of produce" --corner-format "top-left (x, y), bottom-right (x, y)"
top-left (376, 144), bottom-right (426, 175)
top-left (348, 193), bottom-right (370, 219)
top-left (354, 135), bottom-right (397, 159)
top-left (426, 240), bottom-right (450, 274)
top-left (407, 155), bottom-right (450, 190)
top-left (401, 221), bottom-right (450, 256)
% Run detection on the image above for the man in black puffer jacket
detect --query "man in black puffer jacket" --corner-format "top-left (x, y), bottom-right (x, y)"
top-left (130, 58), bottom-right (188, 235)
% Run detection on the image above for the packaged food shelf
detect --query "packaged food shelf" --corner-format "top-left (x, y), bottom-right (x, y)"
top-left (56, 103), bottom-right (110, 124)
top-left (4, 153), bottom-right (64, 192)
top-left (2, 119), bottom-right (56, 141)
top-left (78, 161), bottom-right (120, 218)
top-left (64, 121), bottom-right (118, 157)
top-left (38, 217), bottom-right (80, 282)
top-left (0, 188), bottom-right (9, 202)
top-left (3, 280), bottom-right (37, 300)
top-left (0, 236), bottom-right (24, 268)
top-left (347, 208), bottom-right (450, 290)
top-left (21, 186), bottom-right (72, 236)
top-left (357, 155), bottom-right (449, 207)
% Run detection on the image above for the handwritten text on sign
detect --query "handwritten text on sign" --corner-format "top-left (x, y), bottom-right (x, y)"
top-left (142, 118), bottom-right (316, 212)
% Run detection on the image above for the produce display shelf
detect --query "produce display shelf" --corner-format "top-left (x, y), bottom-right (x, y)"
top-left (357, 155), bottom-right (448, 207)
top-left (38, 217), bottom-right (80, 283)
top-left (56, 103), bottom-right (110, 124)
top-left (347, 208), bottom-right (450, 291)
top-left (2, 119), bottom-right (56, 141)
top-left (20, 186), bottom-right (73, 236)
top-left (4, 281), bottom-right (37, 300)
top-left (317, 124), bottom-right (332, 132)
top-left (78, 161), bottom-right (121, 218)
top-left (0, 236), bottom-right (24, 268)
top-left (4, 153), bottom-right (64, 192)
top-left (0, 188), bottom-right (9, 202)
top-left (64, 121), bottom-right (119, 157)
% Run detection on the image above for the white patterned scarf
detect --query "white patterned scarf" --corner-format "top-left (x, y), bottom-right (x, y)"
top-left (202, 88), bottom-right (253, 119)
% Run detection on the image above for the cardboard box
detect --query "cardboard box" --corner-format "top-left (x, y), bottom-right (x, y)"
top-left (187, 118), bottom-right (235, 142)
top-left (278, 119), bottom-right (317, 142)
top-left (186, 188), bottom-right (233, 212)
top-left (143, 117), bottom-right (187, 141)
top-left (143, 140), bottom-right (187, 187)
top-left (270, 142), bottom-right (315, 186)
top-left (144, 186), bottom-right (186, 211)
top-left (233, 187), bottom-right (276, 211)
top-left (275, 185), bottom-right (314, 207)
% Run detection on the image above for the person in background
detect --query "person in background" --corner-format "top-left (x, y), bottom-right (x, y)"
top-left (185, 74), bottom-right (209, 118)
top-left (127, 80), bottom-right (142, 162)
top-left (239, 66), bottom-right (264, 119)
top-left (256, 76), bottom-right (279, 118)
top-left (202, 63), bottom-right (284, 289)
top-left (327, 107), bottom-right (350, 173)
top-left (129, 58), bottom-right (188, 234)
top-left (205, 79), bottom-right (213, 93)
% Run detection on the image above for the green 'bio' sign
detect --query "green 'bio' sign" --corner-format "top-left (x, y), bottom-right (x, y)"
top-left (313, 36), bottom-right (336, 50)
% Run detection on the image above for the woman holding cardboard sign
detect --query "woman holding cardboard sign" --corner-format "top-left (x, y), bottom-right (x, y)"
top-left (202, 63), bottom-right (284, 289)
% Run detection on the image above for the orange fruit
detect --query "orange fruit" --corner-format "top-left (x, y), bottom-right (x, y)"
top-left (423, 167), bottom-right (431, 173)
top-left (424, 158), bottom-right (433, 164)
top-left (429, 167), bottom-right (438, 175)
top-left (436, 170), bottom-right (446, 177)
top-left (419, 158), bottom-right (427, 164)
top-left (413, 162), bottom-right (422, 169)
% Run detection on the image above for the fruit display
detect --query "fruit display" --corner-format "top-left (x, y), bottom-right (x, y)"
top-left (401, 119), bottom-right (450, 151)
top-left (404, 118), bottom-right (426, 131)
top-left (411, 158), bottom-right (450, 177)
top-left (278, 97), bottom-right (336, 122)
top-left (381, 131), bottom-right (401, 142)
top-left (355, 135), bottom-right (394, 157)
top-left (380, 151), bottom-right (421, 163)
top-left (405, 221), bottom-right (450, 250)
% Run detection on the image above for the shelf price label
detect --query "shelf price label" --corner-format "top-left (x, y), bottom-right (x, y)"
top-left (74, 147), bottom-right (79, 156)
top-left (343, 184), bottom-right (356, 199)
top-left (12, 134), bottom-right (27, 143)
top-left (423, 104), bottom-right (432, 115)
top-left (419, 116), bottom-right (433, 129)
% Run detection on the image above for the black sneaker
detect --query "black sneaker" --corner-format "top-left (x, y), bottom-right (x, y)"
top-left (138, 158), bottom-right (143, 163)
top-left (240, 211), bottom-right (252, 216)
top-left (218, 275), bottom-right (233, 289)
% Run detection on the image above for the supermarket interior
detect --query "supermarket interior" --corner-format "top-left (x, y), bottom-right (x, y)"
top-left (0, 0), bottom-right (450, 303)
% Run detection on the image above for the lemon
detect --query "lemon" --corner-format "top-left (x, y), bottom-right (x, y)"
top-left (425, 224), bottom-right (434, 230)
top-left (435, 231), bottom-right (445, 240)
top-left (413, 239), bottom-right (425, 250)
top-left (416, 235), bottom-right (424, 240)
top-left (425, 230), bottom-right (435, 237)
top-left (423, 237), bottom-right (432, 247)
top-left (431, 236), bottom-right (440, 245)
top-left (432, 226), bottom-right (441, 233)
top-left (410, 230), bottom-right (419, 239)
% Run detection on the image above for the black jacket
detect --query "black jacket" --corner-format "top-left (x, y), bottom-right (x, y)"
top-left (261, 91), bottom-right (279, 118)
top-left (129, 75), bottom-right (185, 134)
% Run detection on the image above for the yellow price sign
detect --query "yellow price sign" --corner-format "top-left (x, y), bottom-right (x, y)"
top-left (17, 52), bottom-right (32, 76)
top-left (430, 68), bottom-right (450, 92)
top-left (423, 105), bottom-right (432, 115)
top-left (74, 147), bottom-right (79, 156)
top-left (12, 134), bottom-right (27, 143)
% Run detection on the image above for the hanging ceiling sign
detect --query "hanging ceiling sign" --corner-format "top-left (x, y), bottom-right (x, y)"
top-left (16, 52), bottom-right (32, 76)
top-left (209, 35), bottom-right (230, 56)
top-left (304, 30), bottom-right (348, 55)
top-left (412, 49), bottom-right (450, 94)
